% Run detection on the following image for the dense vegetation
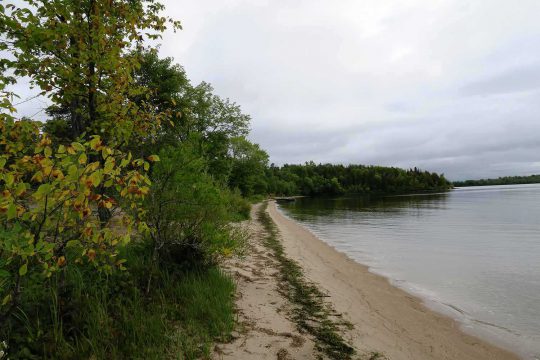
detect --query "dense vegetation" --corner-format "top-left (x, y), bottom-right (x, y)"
top-left (0, 1), bottom-right (452, 358)
top-left (0, 1), bottom-right (253, 358)
top-left (454, 174), bottom-right (540, 187)
top-left (266, 163), bottom-right (451, 196)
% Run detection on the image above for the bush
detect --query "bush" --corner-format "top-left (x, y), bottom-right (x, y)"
top-left (145, 142), bottom-right (248, 268)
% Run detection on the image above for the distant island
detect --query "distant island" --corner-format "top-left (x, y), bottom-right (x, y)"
top-left (267, 163), bottom-right (452, 196)
top-left (453, 174), bottom-right (540, 187)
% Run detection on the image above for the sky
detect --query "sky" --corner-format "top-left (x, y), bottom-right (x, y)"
top-left (10, 0), bottom-right (540, 180)
top-left (155, 0), bottom-right (540, 180)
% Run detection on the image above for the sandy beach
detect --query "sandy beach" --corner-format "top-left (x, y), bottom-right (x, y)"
top-left (215, 202), bottom-right (519, 359)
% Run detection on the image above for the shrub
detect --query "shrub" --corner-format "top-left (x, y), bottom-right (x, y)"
top-left (144, 142), bottom-right (248, 271)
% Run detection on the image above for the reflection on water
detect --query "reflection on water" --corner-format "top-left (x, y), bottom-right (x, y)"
top-left (279, 184), bottom-right (540, 359)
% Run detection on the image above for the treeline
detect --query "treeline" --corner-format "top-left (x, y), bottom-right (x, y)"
top-left (454, 174), bottom-right (540, 187)
top-left (265, 163), bottom-right (452, 196)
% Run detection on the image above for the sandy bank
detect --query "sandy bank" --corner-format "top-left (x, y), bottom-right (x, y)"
top-left (267, 201), bottom-right (519, 360)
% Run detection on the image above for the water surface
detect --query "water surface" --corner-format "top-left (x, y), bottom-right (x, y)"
top-left (278, 184), bottom-right (540, 359)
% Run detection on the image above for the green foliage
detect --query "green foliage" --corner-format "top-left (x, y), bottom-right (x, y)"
top-left (129, 51), bottom-right (254, 185)
top-left (228, 137), bottom-right (269, 197)
top-left (145, 141), bottom-right (248, 268)
top-left (2, 242), bottom-right (235, 359)
top-left (0, 119), bottom-right (150, 323)
top-left (266, 163), bottom-right (451, 196)
top-left (454, 174), bottom-right (540, 187)
top-left (1, 0), bottom-right (180, 145)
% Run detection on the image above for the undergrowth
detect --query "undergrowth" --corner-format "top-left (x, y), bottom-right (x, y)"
top-left (1, 242), bottom-right (235, 360)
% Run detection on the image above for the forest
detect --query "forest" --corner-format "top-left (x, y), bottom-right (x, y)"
top-left (453, 174), bottom-right (540, 187)
top-left (0, 1), bottom-right (449, 358)
top-left (267, 163), bottom-right (451, 196)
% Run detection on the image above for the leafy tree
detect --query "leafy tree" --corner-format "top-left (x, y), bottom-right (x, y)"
top-left (0, 0), bottom-right (180, 145)
top-left (0, 0), bottom-right (178, 348)
top-left (228, 137), bottom-right (269, 197)
top-left (0, 120), bottom-right (153, 324)
top-left (129, 52), bottom-right (252, 183)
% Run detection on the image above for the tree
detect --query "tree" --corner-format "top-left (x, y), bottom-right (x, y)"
top-left (228, 137), bottom-right (269, 196)
top-left (0, 0), bottom-right (176, 332)
top-left (0, 0), bottom-right (180, 145)
top-left (0, 120), bottom-right (154, 323)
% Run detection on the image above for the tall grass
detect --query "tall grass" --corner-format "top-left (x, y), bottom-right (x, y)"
top-left (1, 242), bottom-right (235, 360)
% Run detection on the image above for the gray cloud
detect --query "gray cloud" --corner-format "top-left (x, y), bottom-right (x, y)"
top-left (461, 62), bottom-right (540, 96)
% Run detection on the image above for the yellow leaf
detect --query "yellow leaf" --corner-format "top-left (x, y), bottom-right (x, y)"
top-left (79, 153), bottom-right (87, 165)
top-left (31, 171), bottom-right (43, 183)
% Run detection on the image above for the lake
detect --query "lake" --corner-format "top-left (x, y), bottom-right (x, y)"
top-left (278, 184), bottom-right (540, 359)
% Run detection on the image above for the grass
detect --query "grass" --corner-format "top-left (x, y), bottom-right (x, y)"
top-left (257, 202), bottom-right (356, 360)
top-left (2, 242), bottom-right (236, 360)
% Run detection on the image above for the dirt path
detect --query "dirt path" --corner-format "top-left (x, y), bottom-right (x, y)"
top-left (213, 203), bottom-right (317, 359)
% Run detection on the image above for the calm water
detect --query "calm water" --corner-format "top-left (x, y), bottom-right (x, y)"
top-left (278, 184), bottom-right (540, 359)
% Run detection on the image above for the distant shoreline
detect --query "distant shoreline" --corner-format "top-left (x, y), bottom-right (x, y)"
top-left (453, 175), bottom-right (540, 187)
top-left (268, 201), bottom-right (519, 360)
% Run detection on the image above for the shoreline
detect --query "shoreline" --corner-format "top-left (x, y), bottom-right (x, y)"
top-left (267, 200), bottom-right (520, 360)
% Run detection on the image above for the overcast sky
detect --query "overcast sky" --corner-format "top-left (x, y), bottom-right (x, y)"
top-left (154, 0), bottom-right (540, 180)
top-left (9, 1), bottom-right (540, 180)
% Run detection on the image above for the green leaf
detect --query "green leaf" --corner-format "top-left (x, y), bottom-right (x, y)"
top-left (7, 203), bottom-right (17, 220)
top-left (0, 270), bottom-right (10, 278)
top-left (35, 184), bottom-right (52, 198)
top-left (71, 142), bottom-right (85, 152)
top-left (4, 173), bottom-right (14, 187)
top-left (19, 263), bottom-right (28, 276)
top-left (15, 182), bottom-right (26, 196)
top-left (2, 294), bottom-right (11, 306)
top-left (66, 240), bottom-right (81, 248)
top-left (0, 157), bottom-right (6, 169)
top-left (44, 146), bottom-right (52, 157)
top-left (89, 170), bottom-right (102, 187)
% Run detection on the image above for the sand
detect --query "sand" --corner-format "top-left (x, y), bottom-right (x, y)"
top-left (214, 204), bottom-right (317, 359)
top-left (215, 202), bottom-right (519, 359)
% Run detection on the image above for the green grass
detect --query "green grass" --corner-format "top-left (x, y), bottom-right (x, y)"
top-left (2, 242), bottom-right (236, 360)
top-left (257, 202), bottom-right (356, 360)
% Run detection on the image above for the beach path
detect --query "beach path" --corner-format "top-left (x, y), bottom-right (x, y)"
top-left (214, 203), bottom-right (317, 359)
